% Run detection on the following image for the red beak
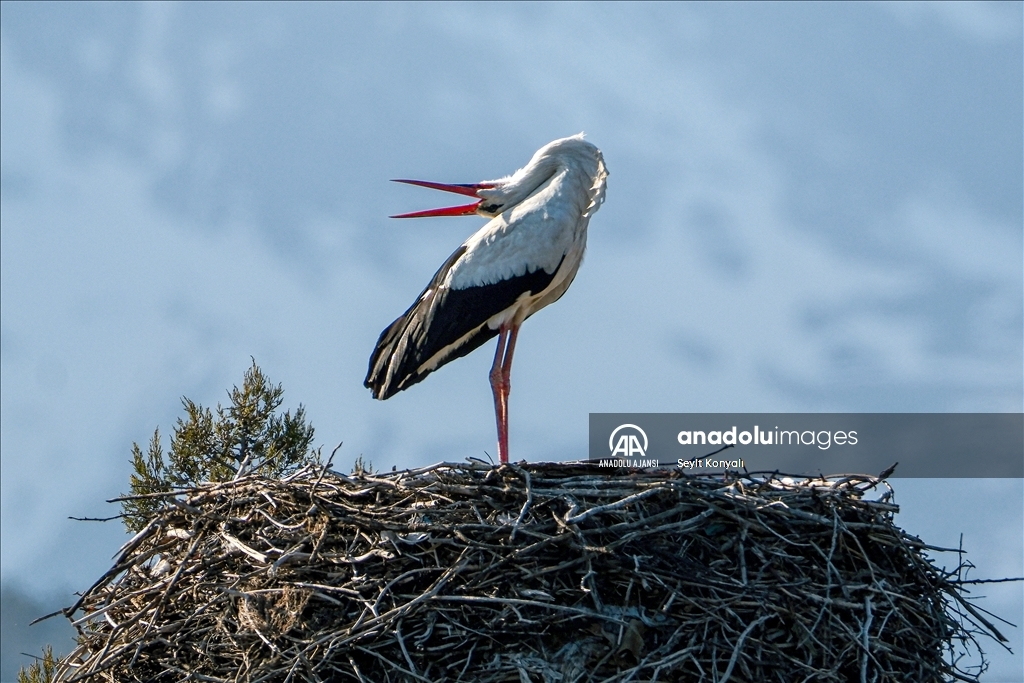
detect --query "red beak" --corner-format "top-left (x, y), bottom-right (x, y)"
top-left (390, 179), bottom-right (496, 218)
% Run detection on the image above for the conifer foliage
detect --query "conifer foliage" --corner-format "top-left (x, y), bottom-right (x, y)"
top-left (17, 645), bottom-right (57, 683)
top-left (121, 361), bottom-right (318, 531)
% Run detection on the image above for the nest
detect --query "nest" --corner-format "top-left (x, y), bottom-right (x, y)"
top-left (54, 462), bottom-right (1005, 682)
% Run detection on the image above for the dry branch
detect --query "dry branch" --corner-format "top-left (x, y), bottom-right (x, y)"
top-left (53, 463), bottom-right (1006, 682)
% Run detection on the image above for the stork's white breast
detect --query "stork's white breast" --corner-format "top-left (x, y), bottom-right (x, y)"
top-left (446, 169), bottom-right (586, 290)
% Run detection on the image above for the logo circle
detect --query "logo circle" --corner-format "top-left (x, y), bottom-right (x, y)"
top-left (609, 424), bottom-right (649, 453)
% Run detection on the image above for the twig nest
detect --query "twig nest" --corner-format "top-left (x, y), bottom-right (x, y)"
top-left (55, 463), bottom-right (1001, 682)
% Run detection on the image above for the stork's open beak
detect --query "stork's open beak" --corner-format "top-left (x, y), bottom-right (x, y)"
top-left (390, 179), bottom-right (496, 218)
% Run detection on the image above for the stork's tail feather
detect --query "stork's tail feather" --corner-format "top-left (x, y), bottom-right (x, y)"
top-left (364, 315), bottom-right (411, 400)
top-left (364, 302), bottom-right (497, 400)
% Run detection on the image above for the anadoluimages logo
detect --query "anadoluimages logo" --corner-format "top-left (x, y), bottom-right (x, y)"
top-left (609, 424), bottom-right (648, 458)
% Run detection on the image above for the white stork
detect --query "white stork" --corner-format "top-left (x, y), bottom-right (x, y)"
top-left (365, 135), bottom-right (608, 463)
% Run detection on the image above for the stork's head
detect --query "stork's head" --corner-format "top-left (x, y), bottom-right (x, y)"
top-left (391, 134), bottom-right (606, 220)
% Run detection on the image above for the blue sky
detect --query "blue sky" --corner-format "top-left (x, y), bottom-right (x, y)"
top-left (1, 2), bottom-right (1021, 679)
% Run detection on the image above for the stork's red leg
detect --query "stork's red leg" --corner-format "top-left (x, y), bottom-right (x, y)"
top-left (490, 326), bottom-right (510, 463)
top-left (501, 324), bottom-right (519, 387)
top-left (499, 325), bottom-right (520, 464)
top-left (489, 322), bottom-right (521, 464)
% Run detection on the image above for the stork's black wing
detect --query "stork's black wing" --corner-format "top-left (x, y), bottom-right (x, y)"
top-left (365, 246), bottom-right (562, 400)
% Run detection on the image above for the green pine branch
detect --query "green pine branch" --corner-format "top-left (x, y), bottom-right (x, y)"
top-left (121, 360), bottom-right (320, 531)
top-left (17, 645), bottom-right (57, 683)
